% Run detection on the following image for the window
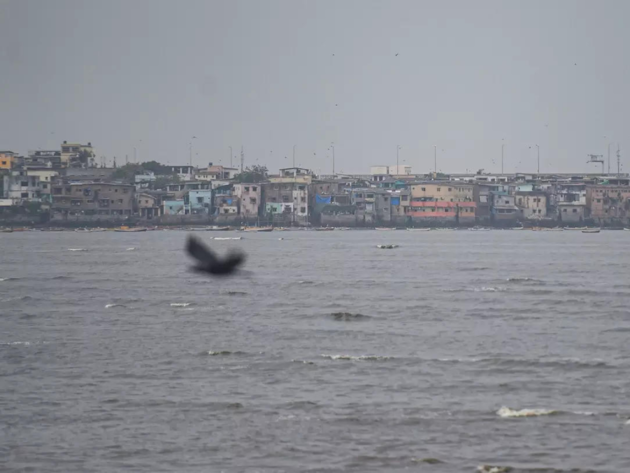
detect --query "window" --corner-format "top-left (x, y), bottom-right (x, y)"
top-left (573, 209), bottom-right (578, 213)
top-left (504, 200), bottom-right (509, 205)
top-left (445, 208), bottom-right (450, 212)
top-left (252, 186), bottom-right (257, 191)
top-left (402, 195), bottom-right (408, 201)
top-left (145, 200), bottom-right (149, 204)
top-left (21, 192), bottom-right (28, 198)
top-left (563, 208), bottom-right (567, 213)
top-left (421, 187), bottom-right (426, 191)
top-left (115, 188), bottom-right (118, 193)
top-left (300, 207), bottom-right (306, 213)
top-left (1, 161), bottom-right (6, 166)
top-left (244, 186), bottom-right (250, 192)
top-left (366, 194), bottom-right (374, 198)
top-left (110, 200), bottom-right (114, 204)
top-left (250, 197), bottom-right (257, 204)
top-left (383, 197), bottom-right (388, 202)
top-left (597, 199), bottom-right (601, 203)
top-left (197, 197), bottom-right (203, 204)
top-left (71, 200), bottom-right (82, 206)
top-left (538, 209), bottom-right (542, 214)
top-left (21, 181), bottom-right (28, 187)
top-left (123, 188), bottom-right (128, 193)
top-left (448, 188), bottom-right (452, 191)
top-left (356, 193), bottom-right (363, 198)
top-left (53, 188), bottom-right (62, 195)
top-left (437, 188), bottom-right (441, 192)
top-left (301, 196), bottom-right (306, 202)
top-left (42, 184), bottom-right (48, 189)
top-left (298, 185), bottom-right (305, 191)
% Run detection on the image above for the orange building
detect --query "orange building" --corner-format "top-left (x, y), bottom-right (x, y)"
top-left (0, 152), bottom-right (16, 170)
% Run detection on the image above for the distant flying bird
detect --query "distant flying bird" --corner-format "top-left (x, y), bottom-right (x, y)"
top-left (395, 53), bottom-right (399, 56)
top-left (186, 236), bottom-right (246, 276)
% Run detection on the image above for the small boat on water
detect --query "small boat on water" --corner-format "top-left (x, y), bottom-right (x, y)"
top-left (564, 227), bottom-right (587, 231)
top-left (243, 226), bottom-right (273, 232)
top-left (315, 227), bottom-right (334, 231)
top-left (582, 228), bottom-right (601, 234)
top-left (407, 228), bottom-right (431, 232)
top-left (376, 227), bottom-right (394, 231)
top-left (377, 244), bottom-right (399, 249)
top-left (0, 229), bottom-right (13, 233)
top-left (115, 226), bottom-right (148, 233)
top-left (207, 226), bottom-right (230, 231)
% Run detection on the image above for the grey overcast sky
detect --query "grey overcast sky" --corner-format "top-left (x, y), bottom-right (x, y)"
top-left (1, 0), bottom-right (629, 174)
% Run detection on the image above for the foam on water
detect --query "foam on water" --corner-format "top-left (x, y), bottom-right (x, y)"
top-left (105, 304), bottom-right (125, 309)
top-left (67, 248), bottom-right (87, 251)
top-left (497, 406), bottom-right (557, 418)
top-left (170, 303), bottom-right (192, 307)
top-left (321, 354), bottom-right (393, 361)
top-left (126, 248), bottom-right (136, 251)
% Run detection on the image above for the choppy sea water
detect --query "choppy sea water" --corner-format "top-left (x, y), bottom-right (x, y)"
top-left (1, 229), bottom-right (629, 473)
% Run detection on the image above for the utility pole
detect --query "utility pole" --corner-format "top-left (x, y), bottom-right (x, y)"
top-left (396, 145), bottom-right (400, 175)
top-left (292, 144), bottom-right (296, 168)
top-left (434, 145), bottom-right (437, 175)
top-left (501, 143), bottom-right (505, 174)
top-left (536, 144), bottom-right (540, 174)
top-left (617, 144), bottom-right (621, 177)
top-left (229, 146), bottom-right (233, 168)
top-left (133, 147), bottom-right (137, 164)
top-left (240, 146), bottom-right (244, 172)
top-left (608, 142), bottom-right (613, 175)
top-left (330, 143), bottom-right (335, 176)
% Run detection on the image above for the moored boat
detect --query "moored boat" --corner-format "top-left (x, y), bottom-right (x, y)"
top-left (582, 228), bottom-right (601, 234)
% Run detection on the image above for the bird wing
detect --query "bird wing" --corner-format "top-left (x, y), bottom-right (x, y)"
top-left (224, 251), bottom-right (246, 268)
top-left (186, 236), bottom-right (218, 265)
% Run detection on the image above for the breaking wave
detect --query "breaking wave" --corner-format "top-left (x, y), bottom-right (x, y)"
top-left (496, 406), bottom-right (598, 418)
top-left (320, 354), bottom-right (393, 361)
top-left (170, 303), bottom-right (192, 307)
top-left (105, 304), bottom-right (125, 309)
top-left (126, 247), bottom-right (136, 251)
top-left (67, 248), bottom-right (87, 252)
top-left (205, 350), bottom-right (247, 356)
top-left (0, 277), bottom-right (19, 282)
top-left (506, 277), bottom-right (545, 285)
top-left (474, 286), bottom-right (508, 292)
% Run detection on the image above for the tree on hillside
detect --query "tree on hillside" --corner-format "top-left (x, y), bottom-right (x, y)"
top-left (140, 161), bottom-right (176, 175)
top-left (111, 163), bottom-right (144, 183)
top-left (151, 174), bottom-right (181, 190)
top-left (233, 165), bottom-right (268, 183)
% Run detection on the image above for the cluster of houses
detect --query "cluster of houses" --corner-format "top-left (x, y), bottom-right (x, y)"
top-left (2, 144), bottom-right (630, 227)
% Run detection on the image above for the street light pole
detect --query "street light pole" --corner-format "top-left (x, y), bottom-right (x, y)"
top-left (331, 143), bottom-right (335, 176)
top-left (396, 145), bottom-right (400, 175)
top-left (434, 146), bottom-right (437, 175)
top-left (501, 143), bottom-right (505, 174)
top-left (229, 146), bottom-right (233, 168)
top-left (608, 142), bottom-right (613, 175)
top-left (536, 144), bottom-right (540, 174)
top-left (293, 144), bottom-right (296, 168)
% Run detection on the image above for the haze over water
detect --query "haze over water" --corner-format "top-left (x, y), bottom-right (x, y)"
top-left (1, 230), bottom-right (630, 472)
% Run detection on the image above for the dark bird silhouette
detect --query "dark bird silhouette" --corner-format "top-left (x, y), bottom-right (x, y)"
top-left (395, 53), bottom-right (399, 56)
top-left (186, 236), bottom-right (246, 276)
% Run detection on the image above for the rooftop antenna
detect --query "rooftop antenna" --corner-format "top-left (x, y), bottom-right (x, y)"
top-left (587, 154), bottom-right (605, 174)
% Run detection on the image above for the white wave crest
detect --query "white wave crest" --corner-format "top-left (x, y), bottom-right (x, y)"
top-left (170, 303), bottom-right (192, 307)
top-left (497, 406), bottom-right (557, 418)
top-left (67, 248), bottom-right (87, 252)
top-left (474, 286), bottom-right (507, 292)
top-left (213, 237), bottom-right (242, 240)
top-left (126, 247), bottom-right (136, 251)
top-left (320, 354), bottom-right (393, 361)
top-left (105, 304), bottom-right (125, 309)
top-left (477, 466), bottom-right (512, 473)
top-left (625, 419), bottom-right (630, 426)
top-left (1, 341), bottom-right (31, 346)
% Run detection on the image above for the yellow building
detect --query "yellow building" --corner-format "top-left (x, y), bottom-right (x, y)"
top-left (0, 152), bottom-right (15, 170)
top-left (60, 141), bottom-right (94, 166)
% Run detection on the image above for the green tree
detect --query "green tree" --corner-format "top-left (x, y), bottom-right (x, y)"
top-left (151, 174), bottom-right (181, 190)
top-left (111, 163), bottom-right (144, 183)
top-left (233, 165), bottom-right (268, 183)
